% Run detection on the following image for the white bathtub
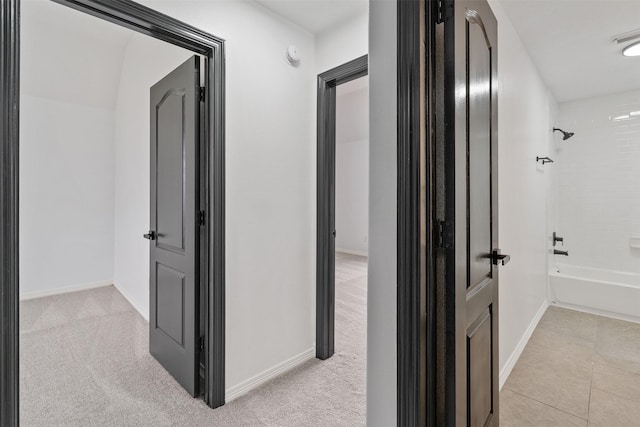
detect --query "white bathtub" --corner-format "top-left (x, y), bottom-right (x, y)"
top-left (549, 263), bottom-right (640, 321)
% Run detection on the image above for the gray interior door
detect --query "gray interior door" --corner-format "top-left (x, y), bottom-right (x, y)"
top-left (147, 56), bottom-right (201, 397)
top-left (443, 1), bottom-right (503, 425)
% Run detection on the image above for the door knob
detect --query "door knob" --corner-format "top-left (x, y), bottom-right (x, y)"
top-left (332, 230), bottom-right (336, 238)
top-left (143, 231), bottom-right (156, 240)
top-left (491, 249), bottom-right (510, 266)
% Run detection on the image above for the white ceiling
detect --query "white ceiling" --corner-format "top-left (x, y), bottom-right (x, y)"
top-left (253, 0), bottom-right (367, 34)
top-left (500, 0), bottom-right (640, 103)
top-left (21, 0), bottom-right (134, 109)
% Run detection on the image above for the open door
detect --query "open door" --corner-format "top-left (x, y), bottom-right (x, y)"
top-left (145, 56), bottom-right (202, 397)
top-left (437, 0), bottom-right (505, 425)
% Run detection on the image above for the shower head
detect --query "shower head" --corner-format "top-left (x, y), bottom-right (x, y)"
top-left (553, 127), bottom-right (575, 140)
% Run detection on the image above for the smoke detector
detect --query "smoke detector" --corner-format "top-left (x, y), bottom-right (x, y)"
top-left (286, 45), bottom-right (300, 65)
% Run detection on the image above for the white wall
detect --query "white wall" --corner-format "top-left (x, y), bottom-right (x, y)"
top-left (20, 0), bottom-right (130, 110)
top-left (316, 11), bottom-right (368, 73)
top-left (19, 95), bottom-right (115, 296)
top-left (555, 89), bottom-right (640, 275)
top-left (124, 0), bottom-right (317, 397)
top-left (113, 35), bottom-right (194, 318)
top-left (367, 0), bottom-right (397, 424)
top-left (19, 0), bottom-right (128, 298)
top-left (336, 78), bottom-right (369, 255)
top-left (489, 0), bottom-right (556, 385)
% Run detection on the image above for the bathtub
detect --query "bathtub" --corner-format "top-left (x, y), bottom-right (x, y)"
top-left (549, 263), bottom-right (640, 321)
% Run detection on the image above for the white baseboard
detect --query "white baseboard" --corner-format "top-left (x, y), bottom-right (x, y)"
top-left (225, 347), bottom-right (315, 402)
top-left (113, 281), bottom-right (149, 322)
top-left (336, 248), bottom-right (368, 257)
top-left (20, 280), bottom-right (113, 301)
top-left (499, 299), bottom-right (549, 390)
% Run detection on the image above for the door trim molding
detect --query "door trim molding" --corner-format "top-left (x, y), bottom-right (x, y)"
top-left (316, 55), bottom-right (368, 360)
top-left (0, 1), bottom-right (226, 422)
top-left (397, 0), bottom-right (434, 425)
top-left (0, 1), bottom-right (20, 424)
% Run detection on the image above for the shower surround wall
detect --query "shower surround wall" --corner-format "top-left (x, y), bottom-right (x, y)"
top-left (556, 89), bottom-right (640, 275)
top-left (551, 89), bottom-right (640, 318)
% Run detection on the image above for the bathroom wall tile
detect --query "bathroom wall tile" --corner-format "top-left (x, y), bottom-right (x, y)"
top-left (557, 90), bottom-right (640, 275)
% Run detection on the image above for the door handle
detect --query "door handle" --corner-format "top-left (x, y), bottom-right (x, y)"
top-left (491, 249), bottom-right (510, 266)
top-left (332, 230), bottom-right (336, 238)
top-left (143, 231), bottom-right (156, 240)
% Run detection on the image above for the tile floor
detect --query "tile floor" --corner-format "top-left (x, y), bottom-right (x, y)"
top-left (501, 305), bottom-right (640, 427)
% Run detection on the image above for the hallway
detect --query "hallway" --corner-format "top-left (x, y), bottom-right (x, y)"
top-left (20, 254), bottom-right (367, 426)
top-left (501, 306), bottom-right (640, 426)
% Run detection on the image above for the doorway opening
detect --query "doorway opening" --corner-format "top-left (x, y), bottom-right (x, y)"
top-left (315, 55), bottom-right (368, 422)
top-left (18, 2), bottom-right (216, 422)
top-left (0, 0), bottom-right (225, 423)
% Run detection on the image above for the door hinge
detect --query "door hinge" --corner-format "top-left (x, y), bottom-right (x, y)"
top-left (199, 87), bottom-right (205, 102)
top-left (198, 210), bottom-right (206, 226)
top-left (198, 336), bottom-right (205, 352)
top-left (436, 220), bottom-right (454, 249)
top-left (435, 0), bottom-right (452, 24)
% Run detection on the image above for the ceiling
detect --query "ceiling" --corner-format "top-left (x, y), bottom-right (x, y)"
top-left (21, 0), bottom-right (134, 109)
top-left (500, 0), bottom-right (640, 103)
top-left (253, 0), bottom-right (367, 34)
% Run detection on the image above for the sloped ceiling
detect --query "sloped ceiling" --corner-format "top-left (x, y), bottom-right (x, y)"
top-left (21, 0), bottom-right (367, 110)
top-left (499, 0), bottom-right (640, 103)
top-left (21, 0), bottom-right (133, 110)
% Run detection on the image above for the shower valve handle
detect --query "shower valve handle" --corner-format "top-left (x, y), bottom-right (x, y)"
top-left (553, 232), bottom-right (564, 246)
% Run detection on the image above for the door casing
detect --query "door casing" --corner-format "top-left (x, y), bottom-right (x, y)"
top-left (0, 1), bottom-right (226, 424)
top-left (316, 54), bottom-right (368, 361)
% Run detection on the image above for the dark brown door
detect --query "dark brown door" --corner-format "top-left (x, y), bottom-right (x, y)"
top-left (146, 56), bottom-right (201, 397)
top-left (441, 1), bottom-right (503, 425)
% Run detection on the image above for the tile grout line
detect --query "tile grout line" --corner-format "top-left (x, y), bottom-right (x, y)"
top-left (587, 361), bottom-right (594, 423)
top-left (587, 316), bottom-right (601, 423)
top-left (503, 387), bottom-right (589, 422)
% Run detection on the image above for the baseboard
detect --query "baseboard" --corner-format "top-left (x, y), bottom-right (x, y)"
top-left (19, 280), bottom-right (113, 301)
top-left (336, 248), bottom-right (368, 257)
top-left (225, 347), bottom-right (315, 402)
top-left (499, 299), bottom-right (549, 390)
top-left (113, 281), bottom-right (149, 322)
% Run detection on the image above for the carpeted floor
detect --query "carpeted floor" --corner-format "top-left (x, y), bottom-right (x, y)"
top-left (20, 253), bottom-right (367, 426)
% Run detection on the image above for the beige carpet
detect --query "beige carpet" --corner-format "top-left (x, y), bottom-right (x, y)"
top-left (20, 253), bottom-right (367, 426)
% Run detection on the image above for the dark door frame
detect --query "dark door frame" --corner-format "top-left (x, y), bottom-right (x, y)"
top-left (316, 54), bottom-right (368, 361)
top-left (316, 0), bottom-right (434, 422)
top-left (397, 0), bottom-right (433, 425)
top-left (0, 0), bottom-right (226, 424)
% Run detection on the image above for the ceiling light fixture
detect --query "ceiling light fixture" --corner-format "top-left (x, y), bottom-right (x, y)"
top-left (623, 41), bottom-right (640, 57)
top-left (612, 28), bottom-right (640, 44)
